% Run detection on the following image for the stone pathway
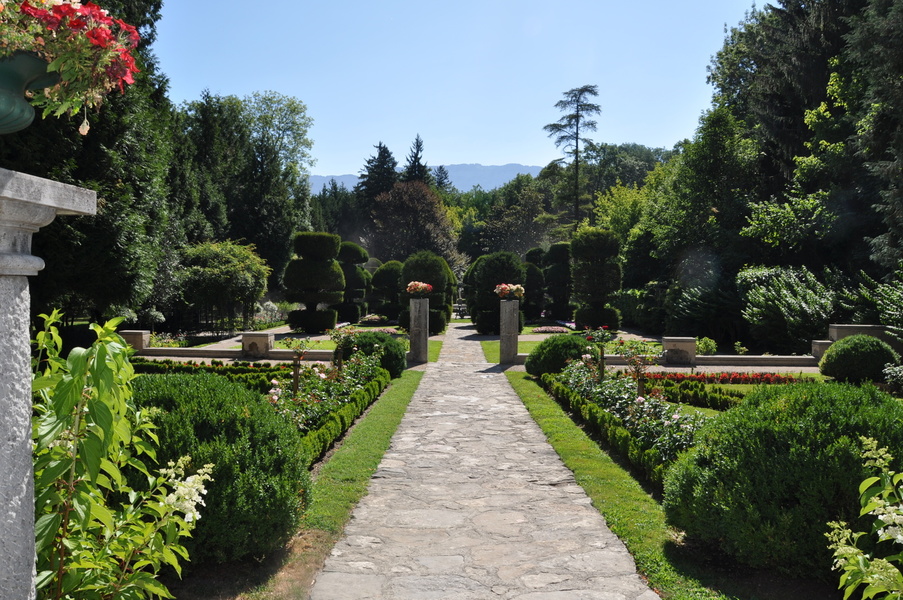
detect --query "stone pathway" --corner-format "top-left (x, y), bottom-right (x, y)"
top-left (309, 322), bottom-right (660, 599)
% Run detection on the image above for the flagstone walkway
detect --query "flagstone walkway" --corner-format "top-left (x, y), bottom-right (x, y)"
top-left (308, 322), bottom-right (660, 600)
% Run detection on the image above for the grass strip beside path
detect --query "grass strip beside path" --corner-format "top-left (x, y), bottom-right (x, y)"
top-left (303, 370), bottom-right (423, 532)
top-left (504, 371), bottom-right (731, 600)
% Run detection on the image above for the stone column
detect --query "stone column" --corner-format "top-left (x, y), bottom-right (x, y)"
top-left (0, 168), bottom-right (96, 600)
top-left (500, 299), bottom-right (519, 364)
top-left (409, 297), bottom-right (429, 363)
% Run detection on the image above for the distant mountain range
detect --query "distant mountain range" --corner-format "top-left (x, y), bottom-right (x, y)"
top-left (309, 163), bottom-right (544, 194)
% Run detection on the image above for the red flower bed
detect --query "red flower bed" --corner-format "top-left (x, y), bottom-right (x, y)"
top-left (645, 372), bottom-right (797, 385)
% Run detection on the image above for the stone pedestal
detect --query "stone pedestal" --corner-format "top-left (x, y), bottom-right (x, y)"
top-left (500, 299), bottom-right (520, 364)
top-left (409, 298), bottom-right (429, 363)
top-left (0, 168), bottom-right (96, 600)
top-left (662, 337), bottom-right (697, 367)
top-left (121, 330), bottom-right (150, 351)
top-left (242, 332), bottom-right (274, 359)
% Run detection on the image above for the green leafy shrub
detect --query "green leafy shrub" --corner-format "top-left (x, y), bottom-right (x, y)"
top-left (819, 334), bottom-right (900, 383)
top-left (334, 329), bottom-right (407, 378)
top-left (133, 373), bottom-right (310, 564)
top-left (695, 336), bottom-right (717, 355)
top-left (736, 265), bottom-right (835, 353)
top-left (663, 381), bottom-right (903, 576)
top-left (33, 314), bottom-right (207, 599)
top-left (284, 232), bottom-right (345, 333)
top-left (525, 334), bottom-right (587, 376)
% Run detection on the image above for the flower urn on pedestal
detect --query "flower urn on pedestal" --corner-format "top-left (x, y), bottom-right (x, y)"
top-left (495, 284), bottom-right (524, 364)
top-left (0, 52), bottom-right (58, 134)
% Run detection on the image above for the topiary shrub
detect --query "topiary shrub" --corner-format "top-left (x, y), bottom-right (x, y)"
top-left (371, 260), bottom-right (404, 319)
top-left (543, 242), bottom-right (571, 321)
top-left (132, 373), bottom-right (310, 565)
top-left (819, 334), bottom-right (900, 384)
top-left (467, 251), bottom-right (525, 334)
top-left (571, 226), bottom-right (621, 330)
top-left (524, 334), bottom-right (587, 376)
top-left (400, 250), bottom-right (453, 333)
top-left (662, 381), bottom-right (903, 577)
top-left (335, 330), bottom-right (407, 378)
top-left (283, 232), bottom-right (345, 333)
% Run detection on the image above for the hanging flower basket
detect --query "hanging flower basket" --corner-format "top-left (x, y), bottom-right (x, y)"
top-left (0, 0), bottom-right (141, 134)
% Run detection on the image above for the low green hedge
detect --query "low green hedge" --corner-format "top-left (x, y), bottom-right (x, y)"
top-left (657, 379), bottom-right (743, 411)
top-left (300, 370), bottom-right (391, 465)
top-left (541, 374), bottom-right (666, 486)
top-left (663, 381), bottom-right (903, 577)
top-left (133, 373), bottom-right (310, 565)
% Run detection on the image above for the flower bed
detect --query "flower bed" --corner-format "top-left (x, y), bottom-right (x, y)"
top-left (645, 371), bottom-right (797, 385)
top-left (543, 359), bottom-right (708, 485)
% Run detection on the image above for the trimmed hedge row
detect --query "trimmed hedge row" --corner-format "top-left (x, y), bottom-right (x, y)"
top-left (657, 379), bottom-right (743, 411)
top-left (132, 358), bottom-right (290, 394)
top-left (299, 368), bottom-right (391, 466)
top-left (541, 373), bottom-right (666, 486)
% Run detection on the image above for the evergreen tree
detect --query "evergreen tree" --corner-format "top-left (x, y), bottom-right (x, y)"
top-left (433, 165), bottom-right (453, 191)
top-left (544, 85), bottom-right (601, 226)
top-left (400, 134), bottom-right (432, 184)
top-left (356, 142), bottom-right (398, 203)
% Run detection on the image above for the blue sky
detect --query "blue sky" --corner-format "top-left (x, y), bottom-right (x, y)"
top-left (153, 1), bottom-right (756, 176)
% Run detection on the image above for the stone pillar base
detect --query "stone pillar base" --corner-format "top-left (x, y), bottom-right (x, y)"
top-left (662, 337), bottom-right (696, 367)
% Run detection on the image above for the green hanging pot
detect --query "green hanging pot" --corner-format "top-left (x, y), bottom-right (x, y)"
top-left (0, 52), bottom-right (60, 135)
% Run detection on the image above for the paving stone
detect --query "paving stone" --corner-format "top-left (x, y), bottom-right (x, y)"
top-left (309, 323), bottom-right (659, 599)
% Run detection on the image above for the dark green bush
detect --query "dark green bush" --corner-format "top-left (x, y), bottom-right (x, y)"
top-left (132, 373), bottom-right (310, 565)
top-left (663, 381), bottom-right (903, 576)
top-left (335, 330), bottom-right (407, 378)
top-left (523, 261), bottom-right (546, 320)
top-left (819, 334), bottom-right (900, 383)
top-left (467, 251), bottom-right (525, 334)
top-left (401, 251), bottom-right (453, 328)
top-left (288, 308), bottom-right (338, 333)
top-left (543, 242), bottom-right (571, 321)
top-left (524, 334), bottom-right (587, 376)
top-left (293, 231), bottom-right (341, 261)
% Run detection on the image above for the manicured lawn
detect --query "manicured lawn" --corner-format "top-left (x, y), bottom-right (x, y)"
top-left (428, 340), bottom-right (442, 362)
top-left (275, 338), bottom-right (336, 350)
top-left (480, 340), bottom-right (540, 362)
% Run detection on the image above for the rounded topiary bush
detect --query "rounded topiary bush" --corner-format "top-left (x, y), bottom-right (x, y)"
top-left (819, 334), bottom-right (900, 383)
top-left (132, 372), bottom-right (310, 565)
top-left (524, 334), bottom-right (588, 376)
top-left (662, 381), bottom-right (903, 576)
top-left (336, 330), bottom-right (407, 378)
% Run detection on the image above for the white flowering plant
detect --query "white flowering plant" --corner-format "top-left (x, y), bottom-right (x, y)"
top-left (827, 437), bottom-right (903, 599)
top-left (32, 310), bottom-right (211, 599)
top-left (0, 0), bottom-right (140, 132)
